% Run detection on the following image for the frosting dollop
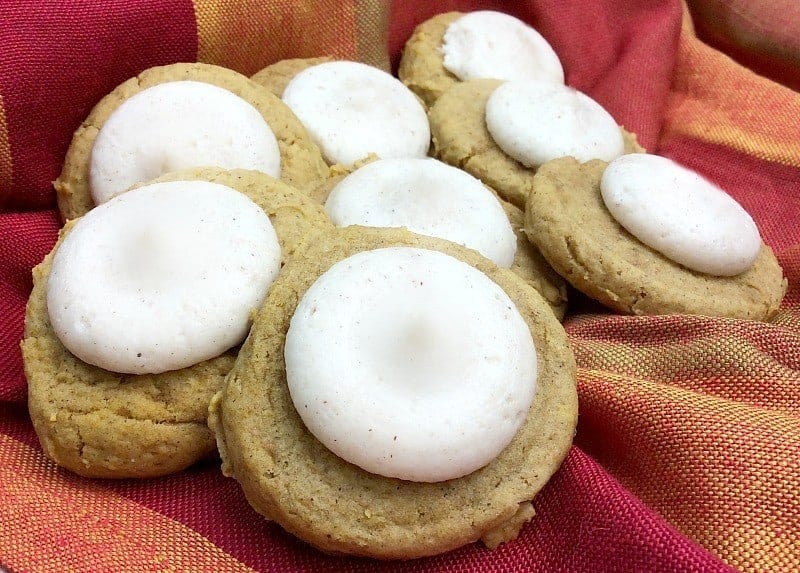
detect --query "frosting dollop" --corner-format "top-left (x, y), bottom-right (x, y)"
top-left (90, 80), bottom-right (281, 205)
top-left (284, 247), bottom-right (538, 482)
top-left (47, 180), bottom-right (281, 374)
top-left (601, 154), bottom-right (762, 276)
top-left (282, 61), bottom-right (430, 165)
top-left (485, 80), bottom-right (624, 167)
top-left (442, 11), bottom-right (564, 84)
top-left (325, 158), bottom-right (517, 267)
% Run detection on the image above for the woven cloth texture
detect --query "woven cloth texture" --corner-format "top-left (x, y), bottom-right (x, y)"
top-left (1, 0), bottom-right (798, 571)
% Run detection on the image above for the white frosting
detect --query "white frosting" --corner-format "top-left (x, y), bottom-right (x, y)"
top-left (325, 158), bottom-right (516, 268)
top-left (47, 180), bottom-right (281, 374)
top-left (281, 61), bottom-right (430, 165)
top-left (485, 80), bottom-right (625, 167)
top-left (284, 247), bottom-right (537, 483)
top-left (601, 154), bottom-right (762, 276)
top-left (90, 80), bottom-right (281, 205)
top-left (441, 10), bottom-right (564, 84)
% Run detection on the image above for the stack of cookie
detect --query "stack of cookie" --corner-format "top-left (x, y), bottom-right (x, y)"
top-left (20, 8), bottom-right (787, 561)
top-left (21, 44), bottom-right (579, 560)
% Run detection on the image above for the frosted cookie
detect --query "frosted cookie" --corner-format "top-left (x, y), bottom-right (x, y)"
top-left (429, 78), bottom-right (644, 209)
top-left (23, 168), bottom-right (330, 478)
top-left (281, 60), bottom-right (430, 166)
top-left (251, 56), bottom-right (334, 97)
top-left (56, 62), bottom-right (328, 221)
top-left (210, 226), bottom-right (578, 559)
top-left (399, 11), bottom-right (563, 108)
top-left (316, 157), bottom-right (567, 318)
top-left (524, 156), bottom-right (787, 319)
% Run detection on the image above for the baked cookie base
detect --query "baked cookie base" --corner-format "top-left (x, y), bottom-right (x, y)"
top-left (429, 78), bottom-right (644, 209)
top-left (524, 157), bottom-right (787, 319)
top-left (210, 226), bottom-right (578, 559)
top-left (23, 167), bottom-right (331, 478)
top-left (55, 62), bottom-right (328, 221)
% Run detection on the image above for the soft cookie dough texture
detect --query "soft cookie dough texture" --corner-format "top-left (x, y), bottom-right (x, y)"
top-left (210, 226), bottom-right (578, 559)
top-left (55, 62), bottom-right (328, 221)
top-left (399, 12), bottom-right (466, 108)
top-left (525, 158), bottom-right (787, 319)
top-left (23, 168), bottom-right (330, 478)
top-left (429, 79), bottom-right (644, 209)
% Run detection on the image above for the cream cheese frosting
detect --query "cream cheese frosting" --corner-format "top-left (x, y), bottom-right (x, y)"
top-left (325, 158), bottom-right (517, 267)
top-left (600, 154), bottom-right (762, 276)
top-left (284, 247), bottom-right (538, 482)
top-left (47, 180), bottom-right (281, 374)
top-left (89, 80), bottom-right (281, 205)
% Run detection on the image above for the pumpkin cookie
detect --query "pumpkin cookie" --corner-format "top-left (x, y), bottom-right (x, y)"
top-left (23, 168), bottom-right (330, 478)
top-left (399, 11), bottom-right (564, 109)
top-left (210, 226), bottom-right (578, 559)
top-left (523, 157), bottom-right (787, 319)
top-left (55, 62), bottom-right (328, 221)
top-left (312, 158), bottom-right (567, 318)
top-left (429, 79), bottom-right (644, 209)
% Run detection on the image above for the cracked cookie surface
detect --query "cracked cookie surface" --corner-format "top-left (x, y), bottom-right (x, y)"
top-left (23, 168), bottom-right (331, 478)
top-left (210, 225), bottom-right (578, 559)
top-left (429, 79), bottom-right (644, 209)
top-left (524, 157), bottom-right (787, 319)
top-left (55, 62), bottom-right (328, 221)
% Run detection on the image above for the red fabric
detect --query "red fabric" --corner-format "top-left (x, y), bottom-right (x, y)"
top-left (1, 1), bottom-right (798, 571)
top-left (0, 0), bottom-right (197, 212)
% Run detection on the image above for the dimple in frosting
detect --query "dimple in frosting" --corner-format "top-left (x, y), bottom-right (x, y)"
top-left (47, 180), bottom-right (282, 374)
top-left (284, 247), bottom-right (538, 483)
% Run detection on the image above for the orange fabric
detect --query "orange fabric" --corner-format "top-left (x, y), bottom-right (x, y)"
top-left (0, 434), bottom-right (255, 573)
top-left (0, 1), bottom-right (798, 572)
top-left (662, 32), bottom-right (800, 168)
top-left (193, 0), bottom-right (389, 75)
top-left (570, 314), bottom-right (800, 572)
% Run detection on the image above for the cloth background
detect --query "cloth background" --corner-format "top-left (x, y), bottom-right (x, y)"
top-left (1, 1), bottom-right (798, 571)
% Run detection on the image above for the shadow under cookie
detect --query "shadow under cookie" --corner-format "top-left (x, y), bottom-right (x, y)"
top-left (210, 226), bottom-right (578, 559)
top-left (523, 157), bottom-right (787, 319)
top-left (23, 168), bottom-right (331, 478)
top-left (55, 62), bottom-right (329, 221)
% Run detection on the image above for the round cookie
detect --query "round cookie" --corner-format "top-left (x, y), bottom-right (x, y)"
top-left (524, 157), bottom-right (787, 319)
top-left (251, 56), bottom-right (334, 97)
top-left (210, 225), bottom-right (578, 559)
top-left (311, 164), bottom-right (568, 319)
top-left (23, 168), bottom-right (331, 478)
top-left (429, 78), bottom-right (644, 209)
top-left (55, 62), bottom-right (329, 221)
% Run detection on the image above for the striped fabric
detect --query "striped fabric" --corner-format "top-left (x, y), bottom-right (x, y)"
top-left (1, 1), bottom-right (798, 571)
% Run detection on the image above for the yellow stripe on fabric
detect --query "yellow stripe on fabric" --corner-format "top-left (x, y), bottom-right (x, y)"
top-left (354, 0), bottom-right (390, 71)
top-left (0, 94), bottom-right (13, 203)
top-left (578, 370), bottom-right (800, 573)
top-left (192, 0), bottom-right (364, 76)
top-left (662, 33), bottom-right (800, 167)
top-left (0, 434), bottom-right (255, 573)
